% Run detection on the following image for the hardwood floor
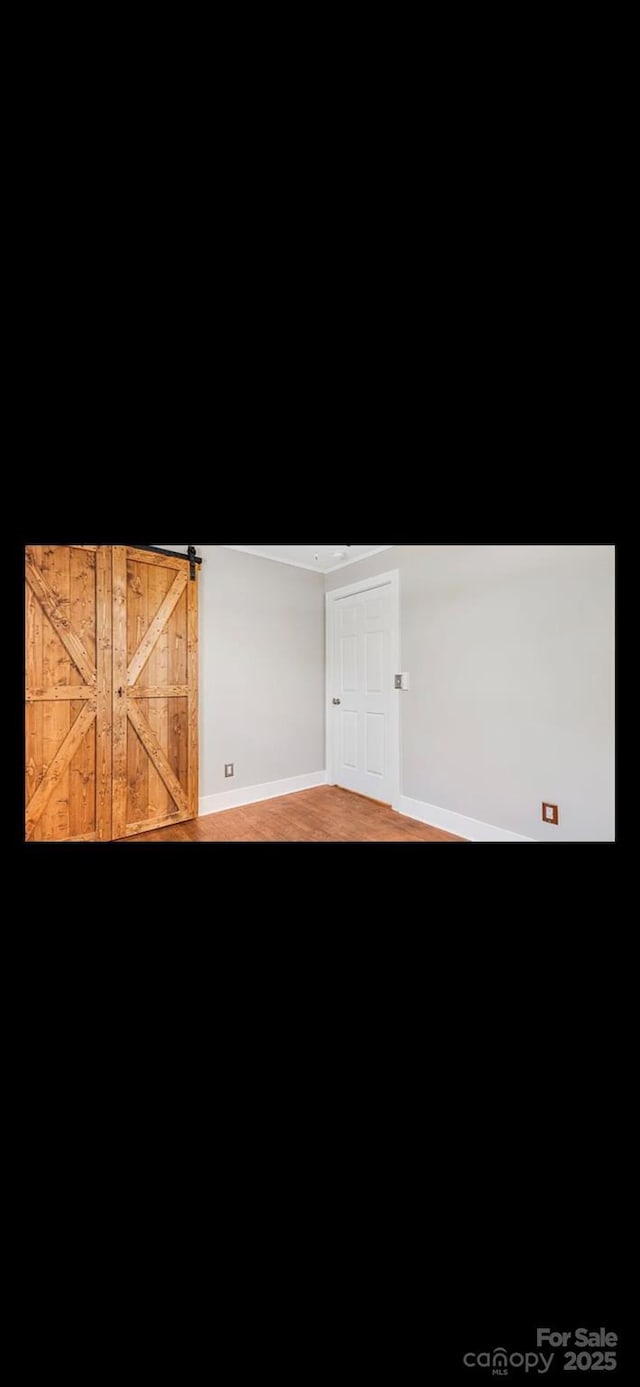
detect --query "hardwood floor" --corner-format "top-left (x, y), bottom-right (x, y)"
top-left (126, 785), bottom-right (466, 842)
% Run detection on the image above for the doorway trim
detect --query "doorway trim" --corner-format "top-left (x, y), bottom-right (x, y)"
top-left (325, 569), bottom-right (401, 808)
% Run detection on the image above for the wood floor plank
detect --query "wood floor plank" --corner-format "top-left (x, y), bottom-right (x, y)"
top-left (126, 786), bottom-right (467, 842)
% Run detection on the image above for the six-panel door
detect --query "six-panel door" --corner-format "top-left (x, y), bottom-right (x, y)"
top-left (25, 545), bottom-right (198, 842)
top-left (333, 583), bottom-right (393, 804)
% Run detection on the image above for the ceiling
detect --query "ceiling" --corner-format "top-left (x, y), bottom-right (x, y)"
top-left (222, 545), bottom-right (392, 574)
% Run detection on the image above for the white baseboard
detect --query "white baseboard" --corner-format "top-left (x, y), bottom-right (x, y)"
top-left (199, 770), bottom-right (328, 817)
top-left (395, 795), bottom-right (533, 843)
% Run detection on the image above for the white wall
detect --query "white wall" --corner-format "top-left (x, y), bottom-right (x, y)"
top-left (162, 546), bottom-right (325, 799)
top-left (326, 546), bottom-right (615, 842)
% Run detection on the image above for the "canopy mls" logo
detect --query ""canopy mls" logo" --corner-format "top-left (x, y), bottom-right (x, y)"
top-left (463, 1327), bottom-right (618, 1375)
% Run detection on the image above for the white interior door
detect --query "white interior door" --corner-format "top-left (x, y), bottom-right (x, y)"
top-left (329, 577), bottom-right (398, 804)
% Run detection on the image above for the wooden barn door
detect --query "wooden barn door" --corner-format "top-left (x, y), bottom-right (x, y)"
top-left (111, 546), bottom-right (198, 839)
top-left (25, 545), bottom-right (112, 841)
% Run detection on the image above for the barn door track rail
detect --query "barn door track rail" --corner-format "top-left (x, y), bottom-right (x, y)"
top-left (131, 545), bottom-right (202, 579)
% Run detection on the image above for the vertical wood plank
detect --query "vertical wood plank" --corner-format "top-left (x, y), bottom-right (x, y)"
top-left (156, 572), bottom-right (171, 815)
top-left (178, 700), bottom-right (188, 801)
top-left (127, 558), bottom-right (149, 825)
top-left (43, 546), bottom-right (71, 840)
top-left (96, 546), bottom-right (112, 841)
top-left (187, 574), bottom-right (199, 818)
top-left (39, 548), bottom-right (56, 839)
top-left (56, 545), bottom-right (72, 840)
top-left (166, 586), bottom-right (182, 806)
top-left (111, 545), bottom-right (128, 840)
top-left (26, 547), bottom-right (44, 838)
top-left (146, 562), bottom-right (171, 819)
top-left (69, 547), bottom-right (96, 837)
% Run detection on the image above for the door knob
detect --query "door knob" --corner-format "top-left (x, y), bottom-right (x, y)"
top-left (332, 698), bottom-right (341, 705)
